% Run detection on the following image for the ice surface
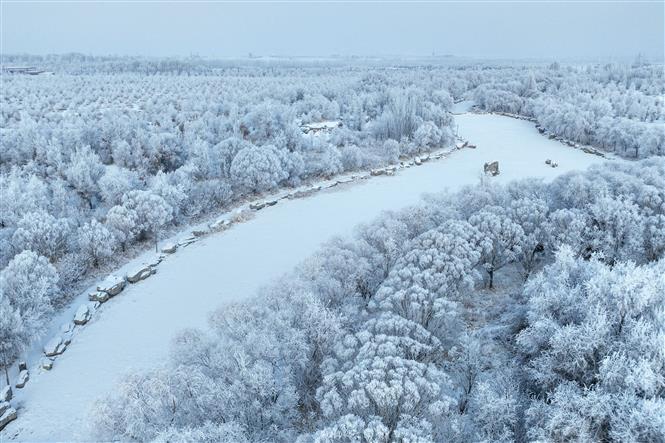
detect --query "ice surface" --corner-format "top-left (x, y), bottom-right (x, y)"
top-left (2, 113), bottom-right (614, 441)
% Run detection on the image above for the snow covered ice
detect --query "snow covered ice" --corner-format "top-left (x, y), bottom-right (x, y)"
top-left (2, 113), bottom-right (612, 441)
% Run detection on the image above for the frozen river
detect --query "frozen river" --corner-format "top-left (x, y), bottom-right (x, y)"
top-left (3, 113), bottom-right (612, 441)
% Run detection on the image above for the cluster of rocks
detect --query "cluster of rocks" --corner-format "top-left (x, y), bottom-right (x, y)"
top-left (0, 387), bottom-right (16, 431)
top-left (455, 140), bottom-right (478, 150)
top-left (545, 159), bottom-right (559, 168)
top-left (249, 199), bottom-right (278, 210)
top-left (492, 111), bottom-right (537, 122)
top-left (370, 165), bottom-right (397, 176)
top-left (536, 125), bottom-right (606, 158)
top-left (1, 222), bottom-right (215, 430)
top-left (88, 274), bottom-right (126, 303)
top-left (1, 372), bottom-right (18, 430)
top-left (34, 254), bottom-right (165, 382)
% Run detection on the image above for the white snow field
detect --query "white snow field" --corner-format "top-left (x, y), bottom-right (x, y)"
top-left (3, 114), bottom-right (613, 441)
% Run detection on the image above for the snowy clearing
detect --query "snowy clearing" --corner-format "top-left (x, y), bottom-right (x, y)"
top-left (3, 113), bottom-right (613, 441)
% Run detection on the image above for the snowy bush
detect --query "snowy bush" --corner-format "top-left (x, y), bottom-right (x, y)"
top-left (230, 145), bottom-right (288, 193)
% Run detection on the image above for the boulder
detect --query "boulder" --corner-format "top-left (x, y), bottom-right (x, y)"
top-left (484, 161), bottom-right (500, 176)
top-left (160, 243), bottom-right (177, 254)
top-left (62, 330), bottom-right (74, 345)
top-left (178, 237), bottom-right (196, 247)
top-left (545, 159), bottom-right (551, 165)
top-left (44, 336), bottom-right (66, 357)
top-left (73, 304), bottom-right (92, 325)
top-left (249, 201), bottom-right (266, 210)
top-left (288, 189), bottom-right (313, 199)
top-left (88, 291), bottom-right (110, 303)
top-left (551, 161), bottom-right (559, 168)
top-left (264, 199), bottom-right (278, 207)
top-left (18, 361), bottom-right (27, 372)
top-left (0, 402), bottom-right (9, 416)
top-left (370, 168), bottom-right (385, 176)
top-left (466, 144), bottom-right (477, 149)
top-left (41, 358), bottom-right (54, 370)
top-left (0, 386), bottom-right (11, 402)
top-left (0, 407), bottom-right (17, 431)
top-left (61, 322), bottom-right (75, 334)
top-left (97, 275), bottom-right (126, 297)
top-left (15, 370), bottom-right (29, 388)
top-left (414, 157), bottom-right (423, 166)
top-left (209, 219), bottom-right (231, 231)
top-left (126, 265), bottom-right (154, 283)
top-left (149, 255), bottom-right (164, 267)
top-left (191, 229), bottom-right (208, 237)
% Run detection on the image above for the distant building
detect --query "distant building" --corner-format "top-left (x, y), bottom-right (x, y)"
top-left (2, 66), bottom-right (46, 75)
top-left (300, 120), bottom-right (342, 135)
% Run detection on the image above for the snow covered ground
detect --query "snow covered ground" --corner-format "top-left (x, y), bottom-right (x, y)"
top-left (2, 113), bottom-right (615, 441)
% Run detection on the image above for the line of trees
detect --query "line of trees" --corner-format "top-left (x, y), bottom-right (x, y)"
top-left (0, 64), bottom-right (458, 383)
top-left (92, 158), bottom-right (665, 442)
top-left (472, 62), bottom-right (665, 158)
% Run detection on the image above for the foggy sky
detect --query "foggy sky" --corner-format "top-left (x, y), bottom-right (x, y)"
top-left (2, 1), bottom-right (663, 60)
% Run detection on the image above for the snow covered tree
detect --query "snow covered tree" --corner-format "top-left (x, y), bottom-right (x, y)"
top-left (0, 251), bottom-right (58, 383)
top-left (467, 368), bottom-right (520, 442)
top-left (0, 298), bottom-right (24, 386)
top-left (64, 145), bottom-right (105, 208)
top-left (644, 214), bottom-right (665, 262)
top-left (370, 221), bottom-right (481, 343)
top-left (544, 208), bottom-right (589, 257)
top-left (11, 210), bottom-right (71, 261)
top-left (469, 207), bottom-right (525, 289)
top-left (121, 190), bottom-right (173, 251)
top-left (315, 313), bottom-right (455, 442)
top-left (509, 197), bottom-right (549, 280)
top-left (583, 196), bottom-right (645, 264)
top-left (517, 249), bottom-right (665, 442)
top-left (105, 204), bottom-right (137, 251)
top-left (229, 145), bottom-right (288, 193)
top-left (98, 165), bottom-right (140, 206)
top-left (78, 218), bottom-right (115, 267)
top-left (413, 121), bottom-right (445, 149)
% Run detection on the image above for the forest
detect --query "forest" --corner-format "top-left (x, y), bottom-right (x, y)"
top-left (91, 158), bottom-right (665, 442)
top-left (1, 56), bottom-right (664, 441)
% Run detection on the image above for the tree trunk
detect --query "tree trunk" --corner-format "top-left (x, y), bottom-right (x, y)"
top-left (488, 269), bottom-right (494, 290)
top-left (3, 364), bottom-right (8, 387)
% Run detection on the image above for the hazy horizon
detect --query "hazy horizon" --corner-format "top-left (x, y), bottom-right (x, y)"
top-left (2, 1), bottom-right (663, 61)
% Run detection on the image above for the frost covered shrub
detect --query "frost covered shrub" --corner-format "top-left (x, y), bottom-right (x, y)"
top-left (95, 159), bottom-right (665, 442)
top-left (77, 219), bottom-right (115, 267)
top-left (11, 210), bottom-right (71, 261)
top-left (518, 249), bottom-right (665, 442)
top-left (339, 144), bottom-right (365, 170)
top-left (0, 251), bottom-right (58, 383)
top-left (230, 145), bottom-right (288, 193)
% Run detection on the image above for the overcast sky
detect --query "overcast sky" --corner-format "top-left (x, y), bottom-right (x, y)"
top-left (2, 1), bottom-right (663, 60)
